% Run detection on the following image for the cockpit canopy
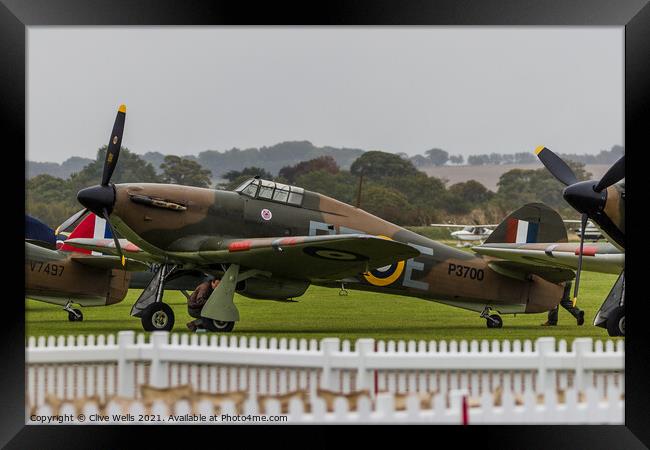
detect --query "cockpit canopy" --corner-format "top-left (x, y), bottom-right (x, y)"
top-left (234, 178), bottom-right (305, 206)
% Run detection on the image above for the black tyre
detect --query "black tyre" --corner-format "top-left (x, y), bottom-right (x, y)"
top-left (606, 306), bottom-right (625, 337)
top-left (141, 303), bottom-right (175, 332)
top-left (486, 314), bottom-right (503, 329)
top-left (68, 309), bottom-right (83, 322)
top-left (202, 318), bottom-right (235, 332)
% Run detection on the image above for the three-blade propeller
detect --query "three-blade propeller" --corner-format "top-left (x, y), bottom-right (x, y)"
top-left (535, 146), bottom-right (624, 306)
top-left (536, 146), bottom-right (624, 192)
top-left (56, 104), bottom-right (127, 267)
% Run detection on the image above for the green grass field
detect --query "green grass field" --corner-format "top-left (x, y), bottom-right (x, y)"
top-left (26, 271), bottom-right (620, 344)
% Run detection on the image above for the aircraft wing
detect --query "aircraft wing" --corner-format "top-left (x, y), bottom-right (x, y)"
top-left (63, 238), bottom-right (167, 263)
top-left (168, 234), bottom-right (420, 281)
top-left (70, 255), bottom-right (149, 272)
top-left (473, 242), bottom-right (624, 275)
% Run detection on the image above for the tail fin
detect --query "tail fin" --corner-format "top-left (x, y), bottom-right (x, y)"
top-left (59, 213), bottom-right (113, 254)
top-left (485, 203), bottom-right (567, 244)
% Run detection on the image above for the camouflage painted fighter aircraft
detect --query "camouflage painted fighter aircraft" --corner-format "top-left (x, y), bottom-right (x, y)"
top-left (25, 214), bottom-right (145, 321)
top-left (535, 146), bottom-right (625, 336)
top-left (25, 213), bottom-right (206, 322)
top-left (64, 105), bottom-right (579, 333)
top-left (476, 147), bottom-right (626, 336)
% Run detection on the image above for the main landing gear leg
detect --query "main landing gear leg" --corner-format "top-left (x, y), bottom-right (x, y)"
top-left (64, 301), bottom-right (83, 322)
top-left (131, 264), bottom-right (177, 332)
top-left (480, 306), bottom-right (503, 329)
top-left (200, 264), bottom-right (240, 332)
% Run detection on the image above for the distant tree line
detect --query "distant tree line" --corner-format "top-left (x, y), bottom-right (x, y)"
top-left (464, 145), bottom-right (623, 166)
top-left (408, 148), bottom-right (465, 168)
top-left (139, 141), bottom-right (364, 180)
top-left (28, 142), bottom-right (622, 181)
top-left (27, 142), bottom-right (610, 228)
top-left (217, 151), bottom-right (589, 226)
top-left (27, 141), bottom-right (363, 181)
top-left (28, 156), bottom-right (94, 179)
top-left (26, 147), bottom-right (211, 227)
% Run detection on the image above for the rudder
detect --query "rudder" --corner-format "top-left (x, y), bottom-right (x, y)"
top-left (485, 203), bottom-right (567, 244)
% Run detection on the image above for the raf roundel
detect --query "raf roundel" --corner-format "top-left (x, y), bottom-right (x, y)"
top-left (260, 208), bottom-right (273, 221)
top-left (303, 246), bottom-right (366, 261)
top-left (362, 235), bottom-right (406, 286)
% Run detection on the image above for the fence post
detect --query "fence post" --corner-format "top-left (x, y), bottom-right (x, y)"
top-left (535, 337), bottom-right (555, 394)
top-left (356, 339), bottom-right (375, 396)
top-left (117, 331), bottom-right (135, 397)
top-left (321, 338), bottom-right (339, 391)
top-left (448, 389), bottom-right (468, 424)
top-left (150, 332), bottom-right (169, 388)
top-left (573, 338), bottom-right (592, 393)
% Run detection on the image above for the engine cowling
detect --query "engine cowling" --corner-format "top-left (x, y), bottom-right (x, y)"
top-left (236, 277), bottom-right (309, 300)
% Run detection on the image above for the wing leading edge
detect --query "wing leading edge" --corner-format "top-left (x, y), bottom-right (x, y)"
top-left (473, 242), bottom-right (624, 275)
top-left (169, 234), bottom-right (421, 281)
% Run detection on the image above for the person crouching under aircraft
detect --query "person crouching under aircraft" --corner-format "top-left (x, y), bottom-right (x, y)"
top-left (541, 281), bottom-right (585, 326)
top-left (187, 276), bottom-right (220, 331)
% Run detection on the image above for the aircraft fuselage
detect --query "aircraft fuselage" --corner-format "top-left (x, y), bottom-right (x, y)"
top-left (109, 182), bottom-right (564, 314)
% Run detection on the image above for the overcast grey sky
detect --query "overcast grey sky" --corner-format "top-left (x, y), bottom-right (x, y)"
top-left (27, 27), bottom-right (623, 163)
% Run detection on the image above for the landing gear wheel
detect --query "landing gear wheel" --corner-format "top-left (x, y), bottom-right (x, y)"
top-left (202, 318), bottom-right (235, 332)
top-left (68, 309), bottom-right (83, 322)
top-left (141, 303), bottom-right (175, 332)
top-left (606, 306), bottom-right (625, 337)
top-left (486, 314), bottom-right (503, 329)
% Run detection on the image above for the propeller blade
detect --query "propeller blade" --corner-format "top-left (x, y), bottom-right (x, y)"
top-left (55, 208), bottom-right (88, 235)
top-left (101, 104), bottom-right (127, 186)
top-left (102, 208), bottom-right (125, 268)
top-left (594, 155), bottom-right (625, 192)
top-left (535, 146), bottom-right (578, 186)
top-left (572, 213), bottom-right (589, 307)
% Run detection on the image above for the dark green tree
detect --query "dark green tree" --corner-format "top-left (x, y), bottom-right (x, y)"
top-left (449, 180), bottom-right (494, 205)
top-left (26, 175), bottom-right (79, 228)
top-left (467, 154), bottom-right (490, 165)
top-left (294, 170), bottom-right (357, 204)
top-left (409, 154), bottom-right (429, 167)
top-left (492, 161), bottom-right (591, 217)
top-left (160, 155), bottom-right (213, 187)
top-left (448, 155), bottom-right (464, 165)
top-left (359, 184), bottom-right (415, 224)
top-left (350, 151), bottom-right (419, 179)
top-left (68, 146), bottom-right (161, 192)
top-left (278, 156), bottom-right (339, 183)
top-left (425, 148), bottom-right (449, 166)
top-left (222, 167), bottom-right (273, 182)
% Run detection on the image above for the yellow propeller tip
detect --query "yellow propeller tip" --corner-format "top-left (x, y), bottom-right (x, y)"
top-left (54, 227), bottom-right (61, 235)
top-left (118, 104), bottom-right (127, 113)
top-left (534, 145), bottom-right (545, 155)
top-left (572, 297), bottom-right (577, 307)
top-left (121, 255), bottom-right (126, 266)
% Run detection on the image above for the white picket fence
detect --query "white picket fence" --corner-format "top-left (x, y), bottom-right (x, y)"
top-left (27, 386), bottom-right (624, 424)
top-left (26, 331), bottom-right (624, 419)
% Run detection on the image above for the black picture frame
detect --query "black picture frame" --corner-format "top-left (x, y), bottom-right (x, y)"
top-left (4, 0), bottom-right (648, 447)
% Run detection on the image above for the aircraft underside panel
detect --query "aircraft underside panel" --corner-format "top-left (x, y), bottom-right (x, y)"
top-left (424, 298), bottom-right (527, 314)
top-left (26, 294), bottom-right (107, 307)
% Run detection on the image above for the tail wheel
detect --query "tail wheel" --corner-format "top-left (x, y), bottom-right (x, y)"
top-left (202, 318), bottom-right (235, 332)
top-left (606, 306), bottom-right (625, 337)
top-left (486, 314), bottom-right (503, 329)
top-left (141, 303), bottom-right (175, 332)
